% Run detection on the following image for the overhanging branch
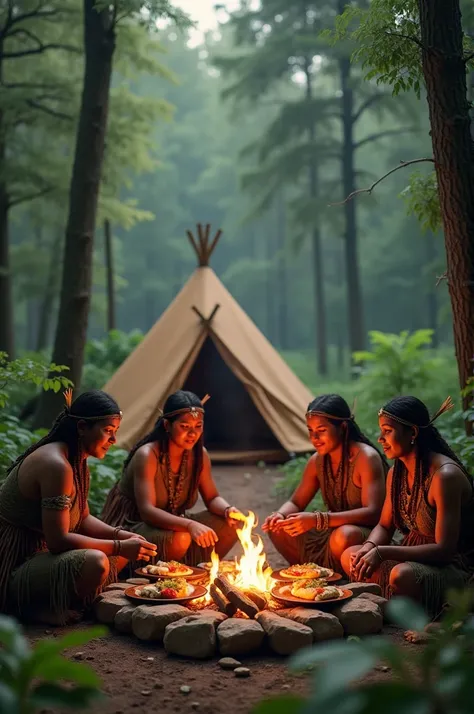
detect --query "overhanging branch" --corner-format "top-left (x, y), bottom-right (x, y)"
top-left (354, 128), bottom-right (415, 150)
top-left (26, 99), bottom-right (73, 120)
top-left (329, 158), bottom-right (435, 206)
top-left (3, 42), bottom-right (80, 60)
top-left (9, 185), bottom-right (53, 208)
top-left (384, 31), bottom-right (425, 49)
top-left (352, 93), bottom-right (387, 125)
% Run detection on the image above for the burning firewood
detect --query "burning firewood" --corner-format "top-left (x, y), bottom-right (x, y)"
top-left (210, 583), bottom-right (237, 617)
top-left (243, 588), bottom-right (267, 611)
top-left (214, 575), bottom-right (259, 619)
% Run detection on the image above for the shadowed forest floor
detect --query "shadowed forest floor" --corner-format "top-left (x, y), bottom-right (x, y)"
top-left (26, 466), bottom-right (417, 714)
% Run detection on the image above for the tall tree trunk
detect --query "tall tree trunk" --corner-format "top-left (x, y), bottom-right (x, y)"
top-left (33, 0), bottom-right (115, 428)
top-left (104, 218), bottom-right (116, 331)
top-left (0, 173), bottom-right (13, 358)
top-left (275, 191), bottom-right (288, 350)
top-left (418, 0), bottom-right (474, 427)
top-left (36, 229), bottom-right (63, 352)
top-left (340, 54), bottom-right (365, 361)
top-left (306, 63), bottom-right (328, 375)
top-left (425, 236), bottom-right (439, 348)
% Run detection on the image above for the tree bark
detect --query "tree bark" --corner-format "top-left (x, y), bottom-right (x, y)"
top-left (33, 0), bottom-right (115, 428)
top-left (36, 229), bottom-right (63, 352)
top-left (104, 218), bottom-right (116, 331)
top-left (0, 171), bottom-right (14, 358)
top-left (340, 54), bottom-right (365, 361)
top-left (418, 0), bottom-right (474, 425)
top-left (306, 63), bottom-right (328, 375)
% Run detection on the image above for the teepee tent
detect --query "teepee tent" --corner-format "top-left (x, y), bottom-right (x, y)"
top-left (103, 224), bottom-right (314, 462)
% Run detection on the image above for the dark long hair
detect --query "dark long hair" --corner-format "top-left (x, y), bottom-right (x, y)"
top-left (123, 390), bottom-right (204, 503)
top-left (381, 396), bottom-right (471, 531)
top-left (7, 390), bottom-right (121, 515)
top-left (307, 393), bottom-right (389, 477)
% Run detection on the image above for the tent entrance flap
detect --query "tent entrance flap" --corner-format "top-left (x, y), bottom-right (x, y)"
top-left (182, 336), bottom-right (283, 454)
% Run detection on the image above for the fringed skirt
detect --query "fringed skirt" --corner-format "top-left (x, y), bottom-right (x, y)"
top-left (370, 531), bottom-right (474, 617)
top-left (129, 510), bottom-right (238, 566)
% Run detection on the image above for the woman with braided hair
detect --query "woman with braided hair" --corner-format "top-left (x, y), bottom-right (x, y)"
top-left (342, 396), bottom-right (474, 615)
top-left (0, 390), bottom-right (157, 625)
top-left (101, 390), bottom-right (244, 565)
top-left (262, 394), bottom-right (387, 574)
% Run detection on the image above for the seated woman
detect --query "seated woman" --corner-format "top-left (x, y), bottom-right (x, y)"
top-left (101, 390), bottom-right (243, 565)
top-left (0, 389), bottom-right (156, 625)
top-left (342, 396), bottom-right (474, 616)
top-left (262, 394), bottom-right (387, 574)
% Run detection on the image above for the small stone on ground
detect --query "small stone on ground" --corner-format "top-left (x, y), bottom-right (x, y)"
top-left (234, 667), bottom-right (251, 678)
top-left (218, 657), bottom-right (242, 670)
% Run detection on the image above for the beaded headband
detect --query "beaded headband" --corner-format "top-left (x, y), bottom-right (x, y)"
top-left (162, 394), bottom-right (210, 420)
top-left (306, 397), bottom-right (356, 422)
top-left (62, 388), bottom-right (123, 420)
top-left (378, 396), bottom-right (454, 429)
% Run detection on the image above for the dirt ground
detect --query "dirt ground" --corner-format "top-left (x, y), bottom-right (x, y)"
top-left (26, 466), bottom-right (417, 714)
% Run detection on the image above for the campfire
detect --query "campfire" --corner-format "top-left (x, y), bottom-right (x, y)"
top-left (205, 510), bottom-right (274, 618)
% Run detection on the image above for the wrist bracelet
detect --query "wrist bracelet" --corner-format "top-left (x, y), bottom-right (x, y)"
top-left (113, 526), bottom-right (122, 539)
top-left (224, 506), bottom-right (231, 519)
top-left (313, 511), bottom-right (322, 530)
top-left (365, 540), bottom-right (377, 548)
top-left (322, 511), bottom-right (329, 530)
top-left (113, 539), bottom-right (121, 556)
top-left (374, 545), bottom-right (383, 562)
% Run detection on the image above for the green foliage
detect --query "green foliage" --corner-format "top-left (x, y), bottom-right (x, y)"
top-left (0, 352), bottom-right (72, 410)
top-left (0, 416), bottom-right (43, 480)
top-left (254, 591), bottom-right (474, 714)
top-left (400, 171), bottom-right (442, 233)
top-left (0, 615), bottom-right (106, 713)
top-left (88, 446), bottom-right (127, 516)
top-left (275, 455), bottom-right (325, 511)
top-left (81, 329), bottom-right (143, 391)
top-left (353, 329), bottom-right (441, 402)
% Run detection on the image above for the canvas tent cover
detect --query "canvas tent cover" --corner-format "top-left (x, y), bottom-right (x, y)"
top-left (103, 233), bottom-right (313, 462)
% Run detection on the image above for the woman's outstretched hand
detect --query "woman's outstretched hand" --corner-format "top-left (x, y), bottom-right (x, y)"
top-left (262, 512), bottom-right (285, 532)
top-left (120, 537), bottom-right (157, 562)
top-left (277, 512), bottom-right (316, 536)
top-left (187, 521), bottom-right (219, 548)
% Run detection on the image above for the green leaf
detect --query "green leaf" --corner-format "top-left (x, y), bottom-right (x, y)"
top-left (252, 695), bottom-right (305, 714)
top-left (34, 656), bottom-right (102, 687)
top-left (0, 683), bottom-right (17, 714)
top-left (386, 597), bottom-right (429, 631)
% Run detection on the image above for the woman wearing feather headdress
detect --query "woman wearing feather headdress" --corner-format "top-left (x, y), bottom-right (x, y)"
top-left (343, 396), bottom-right (474, 615)
top-left (0, 389), bottom-right (156, 625)
top-left (101, 390), bottom-right (244, 565)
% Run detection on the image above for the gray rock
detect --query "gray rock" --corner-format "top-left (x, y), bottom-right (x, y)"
top-left (105, 582), bottom-right (130, 592)
top-left (278, 608), bottom-right (343, 642)
top-left (217, 619), bottom-right (265, 656)
top-left (218, 657), bottom-right (242, 670)
top-left (333, 598), bottom-right (383, 635)
top-left (93, 593), bottom-right (130, 624)
top-left (196, 610), bottom-right (228, 626)
top-left (114, 605), bottom-right (136, 634)
top-left (163, 615), bottom-right (217, 659)
top-left (346, 582), bottom-right (382, 596)
top-left (234, 667), bottom-right (251, 678)
top-left (132, 604), bottom-right (189, 642)
top-left (358, 593), bottom-right (389, 620)
top-left (256, 611), bottom-right (312, 655)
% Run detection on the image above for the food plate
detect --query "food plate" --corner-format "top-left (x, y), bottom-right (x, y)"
top-left (197, 560), bottom-right (237, 574)
top-left (135, 566), bottom-right (207, 581)
top-left (271, 568), bottom-right (343, 583)
top-left (125, 583), bottom-right (207, 604)
top-left (270, 584), bottom-right (352, 607)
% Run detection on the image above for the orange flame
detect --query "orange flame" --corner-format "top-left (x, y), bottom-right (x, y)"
top-left (231, 510), bottom-right (273, 591)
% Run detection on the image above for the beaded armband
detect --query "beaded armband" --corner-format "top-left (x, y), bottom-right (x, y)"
top-left (41, 495), bottom-right (72, 511)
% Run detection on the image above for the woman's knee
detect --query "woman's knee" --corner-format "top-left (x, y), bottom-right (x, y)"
top-left (81, 549), bottom-right (110, 586)
top-left (389, 563), bottom-right (417, 594)
top-left (340, 544), bottom-right (362, 577)
top-left (330, 525), bottom-right (365, 559)
top-left (171, 531), bottom-right (192, 551)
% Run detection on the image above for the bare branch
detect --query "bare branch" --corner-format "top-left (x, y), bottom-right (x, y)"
top-left (9, 185), bottom-right (53, 208)
top-left (3, 42), bottom-right (80, 60)
top-left (352, 93), bottom-right (387, 125)
top-left (1, 80), bottom-right (61, 90)
top-left (354, 128), bottom-right (416, 150)
top-left (436, 271), bottom-right (448, 286)
top-left (26, 99), bottom-right (73, 121)
top-left (464, 52), bottom-right (474, 64)
top-left (329, 158), bottom-right (435, 206)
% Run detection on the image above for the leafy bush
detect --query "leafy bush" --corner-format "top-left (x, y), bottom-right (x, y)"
top-left (0, 417), bottom-right (45, 481)
top-left (253, 590), bottom-right (474, 714)
top-left (88, 446), bottom-right (127, 516)
top-left (0, 615), bottom-right (106, 713)
top-left (353, 329), bottom-right (442, 402)
top-left (0, 352), bottom-right (72, 413)
top-left (81, 329), bottom-right (143, 391)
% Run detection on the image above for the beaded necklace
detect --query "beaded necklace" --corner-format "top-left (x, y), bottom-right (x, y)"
top-left (323, 455), bottom-right (344, 510)
top-left (165, 451), bottom-right (189, 515)
top-left (397, 462), bottom-right (422, 532)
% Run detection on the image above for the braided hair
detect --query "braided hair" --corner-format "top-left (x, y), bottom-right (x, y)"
top-left (123, 390), bottom-right (204, 505)
top-left (381, 396), bottom-right (471, 531)
top-left (307, 394), bottom-right (389, 479)
top-left (7, 390), bottom-right (121, 516)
